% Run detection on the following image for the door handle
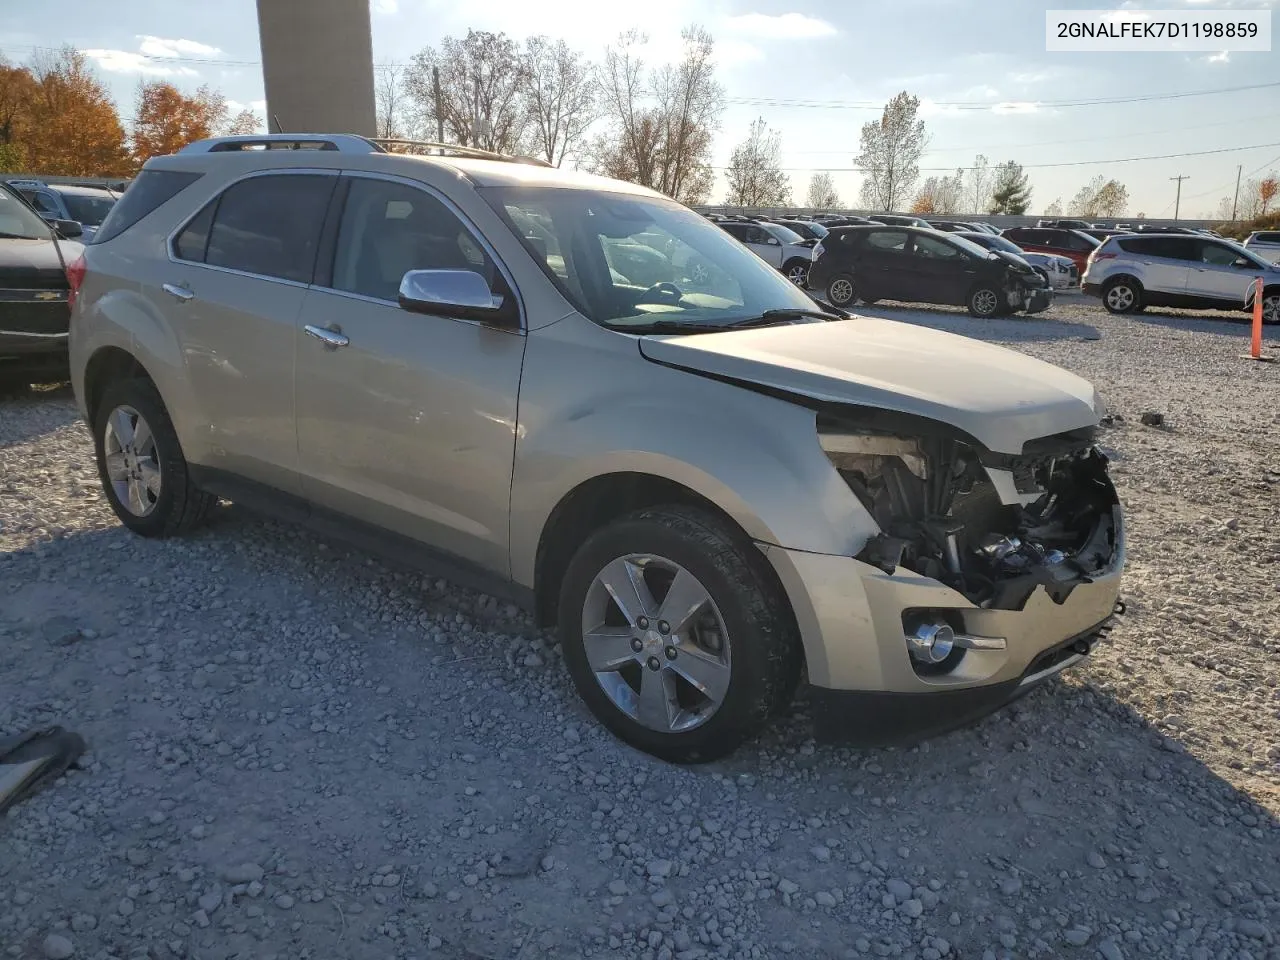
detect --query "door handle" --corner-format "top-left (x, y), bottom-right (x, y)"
top-left (304, 324), bottom-right (349, 348)
top-left (162, 282), bottom-right (194, 302)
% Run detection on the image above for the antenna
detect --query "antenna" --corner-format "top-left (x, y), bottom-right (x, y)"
top-left (271, 113), bottom-right (283, 134)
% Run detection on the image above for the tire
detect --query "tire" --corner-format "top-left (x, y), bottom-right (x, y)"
top-left (967, 284), bottom-right (1002, 318)
top-left (558, 505), bottom-right (802, 763)
top-left (782, 258), bottom-right (810, 287)
top-left (826, 273), bottom-right (857, 307)
top-left (1263, 290), bottom-right (1280, 325)
top-left (92, 378), bottom-right (216, 537)
top-left (1102, 277), bottom-right (1142, 314)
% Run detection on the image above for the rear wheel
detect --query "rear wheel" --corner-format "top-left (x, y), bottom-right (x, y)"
top-left (1102, 277), bottom-right (1142, 314)
top-left (93, 378), bottom-right (216, 537)
top-left (558, 506), bottom-right (802, 763)
top-left (967, 285), bottom-right (1002, 318)
top-left (1263, 290), bottom-right (1280, 325)
top-left (783, 258), bottom-right (810, 287)
top-left (826, 274), bottom-right (856, 307)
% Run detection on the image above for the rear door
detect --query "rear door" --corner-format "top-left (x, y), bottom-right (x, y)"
top-left (860, 229), bottom-right (913, 299)
top-left (161, 169), bottom-right (337, 494)
top-left (906, 232), bottom-right (976, 304)
top-left (1186, 239), bottom-right (1260, 305)
top-left (1116, 236), bottom-right (1192, 297)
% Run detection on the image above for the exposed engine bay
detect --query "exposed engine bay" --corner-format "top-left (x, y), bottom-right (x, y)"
top-left (820, 420), bottom-right (1120, 610)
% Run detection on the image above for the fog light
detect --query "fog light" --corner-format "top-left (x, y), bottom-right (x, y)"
top-left (907, 622), bottom-right (955, 664)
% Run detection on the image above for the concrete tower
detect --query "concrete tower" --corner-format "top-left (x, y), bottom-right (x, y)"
top-left (255, 0), bottom-right (376, 137)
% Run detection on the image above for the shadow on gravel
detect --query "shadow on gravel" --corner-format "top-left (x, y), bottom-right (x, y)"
top-left (0, 383), bottom-right (80, 447)
top-left (852, 303), bottom-right (1103, 343)
top-left (1124, 309), bottom-right (1280, 340)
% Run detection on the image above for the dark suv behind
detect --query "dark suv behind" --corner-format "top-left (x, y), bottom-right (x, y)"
top-left (810, 225), bottom-right (1052, 317)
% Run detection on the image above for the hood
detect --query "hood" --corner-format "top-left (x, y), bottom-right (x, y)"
top-left (638, 316), bottom-right (1099, 455)
top-left (0, 236), bottom-right (76, 289)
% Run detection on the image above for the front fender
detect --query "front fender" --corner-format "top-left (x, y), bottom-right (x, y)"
top-left (508, 314), bottom-right (879, 588)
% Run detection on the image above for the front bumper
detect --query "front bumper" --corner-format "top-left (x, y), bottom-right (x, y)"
top-left (762, 504), bottom-right (1124, 740)
top-left (1023, 287), bottom-right (1053, 314)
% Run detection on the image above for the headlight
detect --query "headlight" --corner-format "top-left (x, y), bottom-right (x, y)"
top-left (819, 431), bottom-right (928, 479)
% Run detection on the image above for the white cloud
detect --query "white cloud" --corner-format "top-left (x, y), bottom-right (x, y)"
top-left (373, 0), bottom-right (399, 12)
top-left (1205, 49), bottom-right (1231, 63)
top-left (136, 36), bottom-right (221, 58)
top-left (83, 49), bottom-right (197, 76)
top-left (227, 99), bottom-right (268, 114)
top-left (725, 12), bottom-right (838, 40)
top-left (918, 99), bottom-right (963, 118)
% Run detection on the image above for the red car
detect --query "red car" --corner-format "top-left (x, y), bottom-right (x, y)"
top-left (1001, 227), bottom-right (1101, 273)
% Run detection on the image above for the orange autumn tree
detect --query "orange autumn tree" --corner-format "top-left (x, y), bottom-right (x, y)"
top-left (132, 82), bottom-right (229, 163)
top-left (0, 60), bottom-right (39, 170)
top-left (1261, 176), bottom-right (1278, 216)
top-left (10, 47), bottom-right (130, 176)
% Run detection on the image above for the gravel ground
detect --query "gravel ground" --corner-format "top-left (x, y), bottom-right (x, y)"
top-left (2, 294), bottom-right (1279, 960)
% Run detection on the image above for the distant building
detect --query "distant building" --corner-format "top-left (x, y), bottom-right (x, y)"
top-left (255, 0), bottom-right (376, 137)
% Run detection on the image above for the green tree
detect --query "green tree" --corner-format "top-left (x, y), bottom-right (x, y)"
top-left (989, 160), bottom-right (1032, 215)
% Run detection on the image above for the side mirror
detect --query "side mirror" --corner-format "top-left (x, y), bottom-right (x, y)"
top-left (1233, 258), bottom-right (1253, 269)
top-left (52, 218), bottom-right (83, 238)
top-left (766, 237), bottom-right (781, 246)
top-left (398, 269), bottom-right (518, 327)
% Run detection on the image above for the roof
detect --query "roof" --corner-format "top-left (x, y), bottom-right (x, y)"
top-left (46, 183), bottom-right (117, 197)
top-left (419, 156), bottom-right (667, 198)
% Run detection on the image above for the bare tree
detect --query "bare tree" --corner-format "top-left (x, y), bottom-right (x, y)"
top-left (1068, 175), bottom-right (1129, 218)
top-left (724, 117), bottom-right (790, 206)
top-left (1043, 197), bottom-right (1063, 217)
top-left (854, 91), bottom-right (928, 212)
top-left (806, 171), bottom-right (840, 208)
top-left (375, 64), bottom-right (406, 140)
top-left (591, 26), bottom-right (724, 205)
top-left (225, 109), bottom-right (261, 136)
top-left (405, 30), bottom-right (529, 154)
top-left (964, 154), bottom-right (992, 215)
top-left (911, 172), bottom-right (963, 214)
top-left (523, 36), bottom-right (596, 167)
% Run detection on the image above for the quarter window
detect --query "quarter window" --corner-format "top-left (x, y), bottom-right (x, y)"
top-left (331, 177), bottom-right (499, 303)
top-left (194, 174), bottom-right (335, 283)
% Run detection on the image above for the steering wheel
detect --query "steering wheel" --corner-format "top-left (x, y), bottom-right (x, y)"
top-left (636, 281), bottom-right (685, 305)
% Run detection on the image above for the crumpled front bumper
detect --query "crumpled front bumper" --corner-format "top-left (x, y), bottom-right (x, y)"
top-left (1022, 287), bottom-right (1053, 314)
top-left (761, 503), bottom-right (1124, 742)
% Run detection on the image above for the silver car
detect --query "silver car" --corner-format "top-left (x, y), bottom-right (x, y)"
top-left (1243, 230), bottom-right (1280, 265)
top-left (714, 218), bottom-right (816, 286)
top-left (1083, 232), bottom-right (1280, 322)
top-left (70, 134), bottom-right (1124, 762)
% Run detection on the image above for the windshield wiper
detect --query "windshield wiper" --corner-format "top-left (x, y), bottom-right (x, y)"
top-left (624, 319), bottom-right (724, 335)
top-left (727, 308), bottom-right (839, 327)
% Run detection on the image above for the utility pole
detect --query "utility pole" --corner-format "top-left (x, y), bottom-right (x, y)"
top-left (1170, 174), bottom-right (1189, 224)
top-left (432, 66), bottom-right (444, 142)
top-left (1231, 164), bottom-right (1242, 221)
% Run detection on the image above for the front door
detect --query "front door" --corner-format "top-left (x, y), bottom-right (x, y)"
top-left (907, 233), bottom-right (974, 304)
top-left (294, 174), bottom-right (526, 576)
top-left (159, 170), bottom-right (338, 494)
top-left (860, 229), bottom-right (913, 300)
top-left (1187, 240), bottom-right (1262, 306)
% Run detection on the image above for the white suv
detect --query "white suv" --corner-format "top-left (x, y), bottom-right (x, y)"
top-left (1244, 230), bottom-right (1280, 265)
top-left (70, 134), bottom-right (1123, 761)
top-left (714, 218), bottom-right (816, 285)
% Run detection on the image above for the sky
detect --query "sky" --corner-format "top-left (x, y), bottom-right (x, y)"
top-left (3, 0), bottom-right (1278, 218)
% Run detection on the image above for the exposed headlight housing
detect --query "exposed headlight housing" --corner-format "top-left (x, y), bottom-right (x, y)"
top-left (819, 431), bottom-right (928, 480)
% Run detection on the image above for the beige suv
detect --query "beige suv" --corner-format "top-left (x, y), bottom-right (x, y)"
top-left (70, 135), bottom-right (1124, 762)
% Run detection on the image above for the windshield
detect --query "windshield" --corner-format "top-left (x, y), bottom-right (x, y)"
top-left (966, 232), bottom-right (1022, 254)
top-left (481, 186), bottom-right (817, 330)
top-left (61, 192), bottom-right (116, 226)
top-left (942, 233), bottom-right (995, 258)
top-left (1218, 238), bottom-right (1274, 269)
top-left (764, 222), bottom-right (804, 244)
top-left (0, 184), bottom-right (54, 240)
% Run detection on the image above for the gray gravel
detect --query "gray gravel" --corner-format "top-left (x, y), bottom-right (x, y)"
top-left (2, 294), bottom-right (1279, 959)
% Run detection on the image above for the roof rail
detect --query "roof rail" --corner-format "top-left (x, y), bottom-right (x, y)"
top-left (372, 138), bottom-right (554, 168)
top-left (177, 134), bottom-right (386, 155)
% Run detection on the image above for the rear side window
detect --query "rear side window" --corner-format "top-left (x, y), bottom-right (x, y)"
top-left (867, 230), bottom-right (908, 251)
top-left (93, 170), bottom-right (203, 244)
top-left (193, 174), bottom-right (335, 283)
top-left (1255, 232), bottom-right (1280, 244)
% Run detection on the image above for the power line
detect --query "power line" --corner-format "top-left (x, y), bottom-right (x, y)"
top-left (716, 140), bottom-right (1280, 173)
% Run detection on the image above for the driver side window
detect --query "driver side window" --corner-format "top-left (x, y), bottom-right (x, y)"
top-left (332, 177), bottom-right (498, 303)
top-left (913, 234), bottom-right (963, 259)
top-left (1199, 242), bottom-right (1239, 267)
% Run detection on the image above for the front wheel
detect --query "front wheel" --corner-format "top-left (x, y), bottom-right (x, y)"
top-left (826, 273), bottom-right (857, 307)
top-left (558, 506), bottom-right (802, 763)
top-left (93, 378), bottom-right (216, 537)
top-left (1263, 290), bottom-right (1279, 325)
top-left (968, 285), bottom-right (1002, 318)
top-left (783, 258), bottom-right (810, 287)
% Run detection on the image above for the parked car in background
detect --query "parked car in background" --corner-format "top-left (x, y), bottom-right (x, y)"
top-left (0, 181), bottom-right (83, 387)
top-left (1242, 231), bottom-right (1280, 264)
top-left (1083, 233), bottom-right (1280, 322)
top-left (956, 231), bottom-right (1078, 290)
top-left (926, 220), bottom-right (986, 233)
top-left (1081, 228), bottom-right (1129, 243)
top-left (713, 217), bottom-right (816, 285)
top-left (866, 214), bottom-right (932, 228)
top-left (5, 178), bottom-right (118, 242)
top-left (70, 134), bottom-right (1123, 761)
top-left (775, 218), bottom-right (829, 241)
top-left (810, 225), bottom-right (1052, 316)
top-left (818, 216), bottom-right (874, 227)
top-left (1037, 218), bottom-right (1092, 230)
top-left (1001, 226), bottom-right (1100, 273)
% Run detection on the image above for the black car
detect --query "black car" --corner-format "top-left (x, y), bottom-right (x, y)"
top-left (866, 214), bottom-right (932, 228)
top-left (817, 216), bottom-right (874, 227)
top-left (0, 182), bottom-right (83, 387)
top-left (774, 218), bottom-right (829, 241)
top-left (809, 225), bottom-right (1052, 317)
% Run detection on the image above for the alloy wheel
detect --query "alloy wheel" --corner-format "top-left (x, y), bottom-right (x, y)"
top-left (580, 553), bottom-right (731, 734)
top-left (786, 264), bottom-right (809, 286)
top-left (1106, 284), bottom-right (1135, 312)
top-left (1264, 293), bottom-right (1279, 325)
top-left (972, 289), bottom-right (999, 316)
top-left (829, 278), bottom-right (854, 305)
top-left (103, 405), bottom-right (162, 517)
